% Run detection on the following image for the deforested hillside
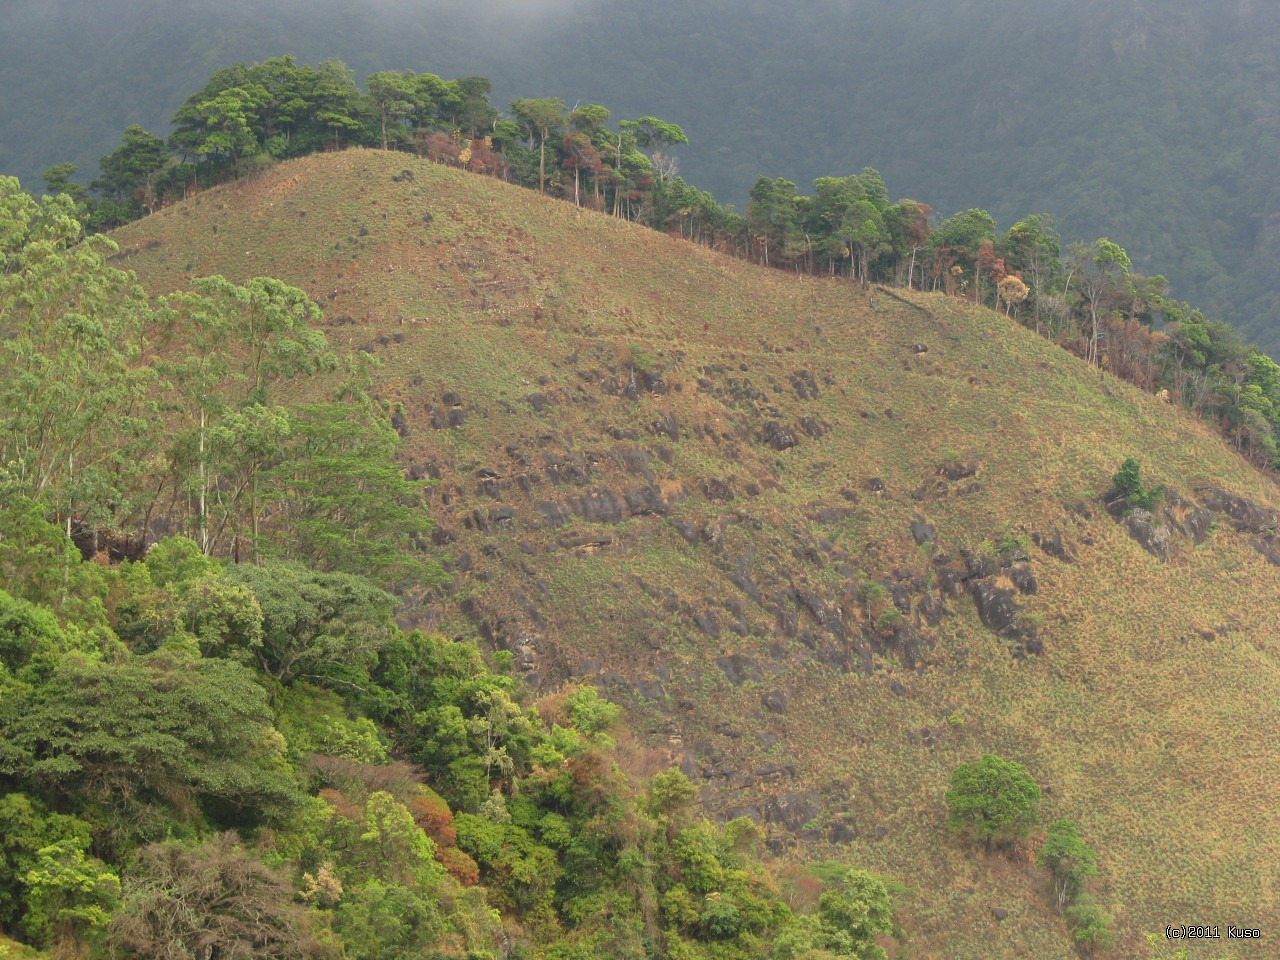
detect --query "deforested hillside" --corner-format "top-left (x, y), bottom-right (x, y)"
top-left (113, 149), bottom-right (1280, 958)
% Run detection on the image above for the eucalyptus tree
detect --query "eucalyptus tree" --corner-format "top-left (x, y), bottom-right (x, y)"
top-left (0, 180), bottom-right (159, 543)
top-left (1070, 237), bottom-right (1132, 366)
top-left (156, 276), bottom-right (335, 556)
top-left (510, 98), bottom-right (567, 193)
top-left (366, 71), bottom-right (419, 150)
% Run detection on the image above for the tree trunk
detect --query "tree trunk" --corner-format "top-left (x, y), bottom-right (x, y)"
top-left (251, 473), bottom-right (260, 565)
top-left (199, 406), bottom-right (208, 554)
top-left (538, 130), bottom-right (546, 192)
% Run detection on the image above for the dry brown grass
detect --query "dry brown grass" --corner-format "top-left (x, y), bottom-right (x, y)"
top-left (113, 149), bottom-right (1280, 959)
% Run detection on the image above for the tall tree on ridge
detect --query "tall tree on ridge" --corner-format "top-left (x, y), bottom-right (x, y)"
top-left (511, 98), bottom-right (567, 193)
top-left (1071, 237), bottom-right (1131, 367)
top-left (366, 71), bottom-right (418, 151)
top-left (619, 116), bottom-right (688, 183)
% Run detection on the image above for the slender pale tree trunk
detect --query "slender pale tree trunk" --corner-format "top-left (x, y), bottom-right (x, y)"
top-left (538, 129), bottom-right (546, 192)
top-left (199, 406), bottom-right (209, 554)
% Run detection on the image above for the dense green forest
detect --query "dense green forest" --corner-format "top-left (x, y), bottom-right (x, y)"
top-left (43, 53), bottom-right (1280, 475)
top-left (4, 0), bottom-right (1278, 350)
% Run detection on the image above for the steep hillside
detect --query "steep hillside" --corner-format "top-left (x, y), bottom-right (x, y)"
top-left (114, 150), bottom-right (1280, 958)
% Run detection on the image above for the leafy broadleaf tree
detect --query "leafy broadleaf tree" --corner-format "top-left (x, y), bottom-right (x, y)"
top-left (222, 561), bottom-right (394, 689)
top-left (1037, 818), bottom-right (1098, 913)
top-left (92, 125), bottom-right (169, 216)
top-left (20, 835), bottom-right (119, 950)
top-left (817, 867), bottom-right (895, 960)
top-left (313, 59), bottom-right (364, 150)
top-left (0, 652), bottom-right (299, 851)
top-left (0, 793), bottom-right (96, 936)
top-left (619, 115), bottom-right (688, 182)
top-left (747, 177), bottom-right (801, 269)
top-left (945, 754), bottom-right (1041, 854)
top-left (257, 400), bottom-right (438, 586)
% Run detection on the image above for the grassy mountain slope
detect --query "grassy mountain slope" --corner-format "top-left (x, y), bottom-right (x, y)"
top-left (113, 150), bottom-right (1280, 958)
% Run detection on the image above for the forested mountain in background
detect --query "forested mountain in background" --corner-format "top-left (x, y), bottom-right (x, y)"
top-left (3, 0), bottom-right (1278, 349)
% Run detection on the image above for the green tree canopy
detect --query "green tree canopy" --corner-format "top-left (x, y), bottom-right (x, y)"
top-left (1037, 818), bottom-right (1098, 912)
top-left (945, 754), bottom-right (1041, 853)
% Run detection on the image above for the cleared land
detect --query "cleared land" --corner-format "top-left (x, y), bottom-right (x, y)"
top-left (114, 149), bottom-right (1280, 959)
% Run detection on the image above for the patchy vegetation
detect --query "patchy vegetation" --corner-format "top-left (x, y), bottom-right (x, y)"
top-left (6, 147), bottom-right (1279, 957)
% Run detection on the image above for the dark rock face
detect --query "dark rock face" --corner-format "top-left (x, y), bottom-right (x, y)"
top-left (544, 453), bottom-right (591, 486)
top-left (799, 416), bottom-right (828, 438)
top-left (813, 505), bottom-right (851, 524)
top-left (910, 518), bottom-right (937, 545)
top-left (670, 518), bottom-right (700, 544)
top-left (934, 559), bottom-right (968, 597)
top-left (1033, 530), bottom-right (1077, 562)
top-left (650, 412), bottom-right (680, 441)
top-left (961, 547), bottom-right (999, 580)
top-left (764, 792), bottom-right (822, 831)
top-left (716, 653), bottom-right (762, 685)
top-left (407, 461), bottom-right (440, 481)
top-left (1197, 486), bottom-right (1279, 534)
top-left (702, 477), bottom-right (735, 503)
top-left (570, 487), bottom-right (628, 524)
top-left (968, 578), bottom-right (1026, 637)
top-left (993, 907), bottom-right (1009, 922)
top-left (637, 369), bottom-right (667, 395)
top-left (918, 594), bottom-right (946, 627)
top-left (1009, 562), bottom-right (1037, 594)
top-left (1180, 507), bottom-right (1214, 544)
top-left (761, 689), bottom-right (788, 714)
top-left (940, 459), bottom-right (979, 480)
top-left (696, 611), bottom-right (724, 638)
top-left (618, 448), bottom-right (654, 482)
top-left (1105, 488), bottom-right (1174, 559)
top-left (762, 420), bottom-right (798, 451)
top-left (536, 501), bottom-right (571, 527)
top-left (828, 820), bottom-right (858, 843)
top-left (791, 370), bottom-right (820, 400)
top-left (1124, 508), bottom-right (1172, 561)
top-left (625, 485), bottom-right (667, 517)
top-left (884, 621), bottom-right (930, 668)
top-left (1251, 538), bottom-right (1280, 565)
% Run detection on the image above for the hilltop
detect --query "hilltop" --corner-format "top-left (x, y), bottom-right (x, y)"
top-left (7, 1), bottom-right (1280, 350)
top-left (113, 149), bottom-right (1280, 958)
